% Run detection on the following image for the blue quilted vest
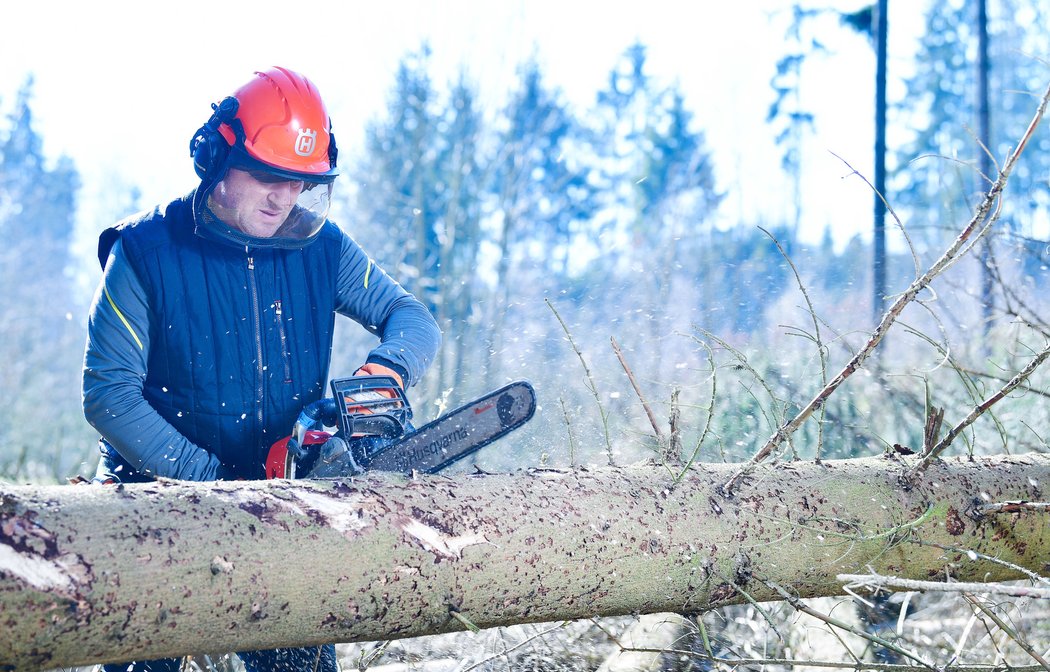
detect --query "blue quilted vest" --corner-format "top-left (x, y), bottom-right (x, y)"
top-left (100, 194), bottom-right (340, 478)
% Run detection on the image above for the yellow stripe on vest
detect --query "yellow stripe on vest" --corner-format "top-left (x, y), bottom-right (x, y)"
top-left (364, 259), bottom-right (374, 289)
top-left (104, 287), bottom-right (144, 351)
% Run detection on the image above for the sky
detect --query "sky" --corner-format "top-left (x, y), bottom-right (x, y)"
top-left (1, 0), bottom-right (927, 262)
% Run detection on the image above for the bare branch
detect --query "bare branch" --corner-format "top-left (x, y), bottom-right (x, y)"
top-left (760, 226), bottom-right (831, 460)
top-left (839, 573), bottom-right (1050, 599)
top-left (667, 386), bottom-right (682, 465)
top-left (460, 621), bottom-right (569, 672)
top-left (723, 77), bottom-right (1050, 496)
top-left (977, 501), bottom-right (1050, 515)
top-left (547, 299), bottom-right (615, 464)
top-left (963, 594), bottom-right (1050, 671)
top-left (911, 341), bottom-right (1050, 477)
top-left (766, 581), bottom-right (937, 670)
top-left (610, 336), bottom-right (663, 441)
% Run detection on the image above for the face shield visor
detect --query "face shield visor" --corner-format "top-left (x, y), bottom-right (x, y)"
top-left (199, 148), bottom-right (335, 246)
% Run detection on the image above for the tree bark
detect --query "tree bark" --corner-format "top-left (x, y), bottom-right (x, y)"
top-left (1, 453), bottom-right (1048, 671)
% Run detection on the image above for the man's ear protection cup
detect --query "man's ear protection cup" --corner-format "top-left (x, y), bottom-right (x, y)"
top-left (189, 96), bottom-right (240, 180)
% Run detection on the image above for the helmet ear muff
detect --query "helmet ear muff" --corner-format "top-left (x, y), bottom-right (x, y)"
top-left (327, 122), bottom-right (338, 170)
top-left (189, 97), bottom-right (240, 180)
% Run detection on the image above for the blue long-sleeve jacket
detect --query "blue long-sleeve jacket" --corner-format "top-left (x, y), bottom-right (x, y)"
top-left (82, 194), bottom-right (440, 481)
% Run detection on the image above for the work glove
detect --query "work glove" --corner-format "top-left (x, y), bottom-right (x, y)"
top-left (349, 362), bottom-right (404, 413)
top-left (353, 362), bottom-right (404, 389)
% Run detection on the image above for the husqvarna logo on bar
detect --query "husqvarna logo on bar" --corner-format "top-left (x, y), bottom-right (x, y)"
top-left (294, 128), bottom-right (317, 156)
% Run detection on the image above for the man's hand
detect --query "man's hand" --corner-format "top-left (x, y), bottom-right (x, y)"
top-left (348, 363), bottom-right (404, 415)
top-left (354, 362), bottom-right (404, 391)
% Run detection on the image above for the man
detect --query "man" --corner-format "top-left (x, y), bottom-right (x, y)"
top-left (82, 67), bottom-right (440, 672)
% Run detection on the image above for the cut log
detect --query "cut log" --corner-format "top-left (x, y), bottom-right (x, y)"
top-left (1, 453), bottom-right (1047, 670)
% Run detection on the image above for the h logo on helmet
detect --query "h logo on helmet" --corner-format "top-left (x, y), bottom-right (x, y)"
top-left (295, 128), bottom-right (317, 157)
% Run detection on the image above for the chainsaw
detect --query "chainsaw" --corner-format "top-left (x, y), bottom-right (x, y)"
top-left (265, 375), bottom-right (536, 479)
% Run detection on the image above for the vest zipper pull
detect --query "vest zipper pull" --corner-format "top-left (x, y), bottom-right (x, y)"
top-left (247, 256), bottom-right (254, 271)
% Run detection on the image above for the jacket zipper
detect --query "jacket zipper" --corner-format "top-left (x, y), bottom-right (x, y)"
top-left (247, 255), bottom-right (265, 428)
top-left (274, 299), bottom-right (293, 383)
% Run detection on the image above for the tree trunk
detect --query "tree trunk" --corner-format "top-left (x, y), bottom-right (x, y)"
top-left (1, 453), bottom-right (1047, 670)
top-left (872, 0), bottom-right (889, 321)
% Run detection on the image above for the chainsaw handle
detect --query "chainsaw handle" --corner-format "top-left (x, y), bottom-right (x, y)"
top-left (288, 398), bottom-right (340, 458)
top-left (345, 412), bottom-right (405, 439)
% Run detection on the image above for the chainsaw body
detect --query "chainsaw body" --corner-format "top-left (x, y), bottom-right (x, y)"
top-left (265, 375), bottom-right (409, 479)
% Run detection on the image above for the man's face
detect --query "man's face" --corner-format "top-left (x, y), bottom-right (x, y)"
top-left (208, 168), bottom-right (305, 237)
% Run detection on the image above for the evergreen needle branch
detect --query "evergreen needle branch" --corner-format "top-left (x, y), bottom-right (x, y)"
top-left (672, 333), bottom-right (718, 479)
top-left (610, 336), bottom-right (664, 440)
top-left (955, 365), bottom-right (1050, 400)
top-left (839, 573), bottom-right (1050, 599)
top-left (546, 299), bottom-right (615, 464)
top-left (723, 77), bottom-right (1050, 497)
top-left (962, 594), bottom-right (1050, 672)
top-left (779, 502), bottom-right (935, 545)
top-left (910, 341), bottom-right (1050, 477)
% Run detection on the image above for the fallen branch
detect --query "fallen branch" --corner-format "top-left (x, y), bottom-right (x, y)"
top-left (977, 501), bottom-right (1050, 515)
top-left (839, 573), bottom-right (1050, 599)
top-left (963, 594), bottom-right (1050, 671)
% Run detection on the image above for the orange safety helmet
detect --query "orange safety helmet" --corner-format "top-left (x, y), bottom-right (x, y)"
top-left (190, 67), bottom-right (338, 183)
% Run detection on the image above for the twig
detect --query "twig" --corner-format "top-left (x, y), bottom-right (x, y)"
top-left (691, 328), bottom-right (787, 446)
top-left (908, 539), bottom-right (1050, 586)
top-left (839, 573), bottom-right (1050, 599)
top-left (612, 648), bottom-right (1048, 672)
top-left (760, 226), bottom-right (831, 461)
top-left (963, 593), bottom-right (1050, 671)
top-left (921, 404), bottom-right (945, 457)
top-left (723, 77), bottom-right (1050, 496)
top-left (955, 365), bottom-right (1050, 400)
top-left (714, 570), bottom-right (786, 641)
top-left (910, 341), bottom-right (1050, 477)
top-left (978, 501), bottom-right (1050, 515)
top-left (766, 581), bottom-right (937, 670)
top-left (458, 621), bottom-right (569, 672)
top-left (610, 336), bottom-right (664, 441)
top-left (675, 335), bottom-right (718, 479)
top-left (831, 151), bottom-right (922, 278)
top-left (547, 299), bottom-right (615, 465)
top-left (449, 609), bottom-right (480, 633)
top-left (667, 387), bottom-right (682, 465)
top-left (558, 396), bottom-right (578, 467)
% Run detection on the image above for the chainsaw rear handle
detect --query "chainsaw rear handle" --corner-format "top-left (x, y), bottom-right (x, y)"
top-left (287, 398), bottom-right (339, 458)
top-left (329, 375), bottom-right (412, 437)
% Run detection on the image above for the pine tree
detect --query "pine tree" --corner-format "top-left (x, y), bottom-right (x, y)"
top-left (0, 78), bottom-right (88, 480)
